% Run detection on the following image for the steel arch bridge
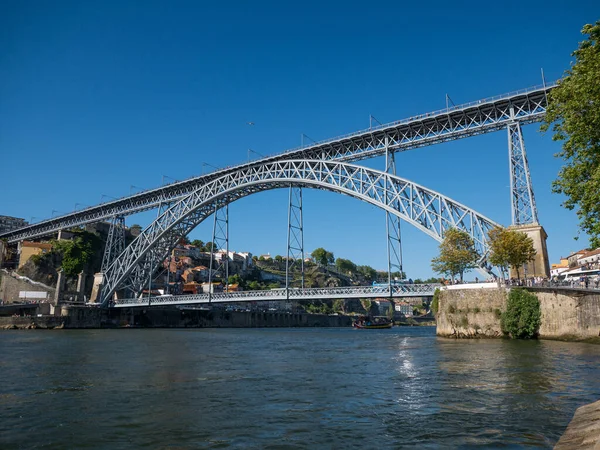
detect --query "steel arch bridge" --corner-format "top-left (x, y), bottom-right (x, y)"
top-left (99, 159), bottom-right (500, 306)
top-left (0, 83), bottom-right (551, 244)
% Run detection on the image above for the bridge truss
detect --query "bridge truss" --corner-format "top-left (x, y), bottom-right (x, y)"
top-left (112, 284), bottom-right (441, 308)
top-left (99, 160), bottom-right (499, 305)
top-left (1, 83), bottom-right (552, 244)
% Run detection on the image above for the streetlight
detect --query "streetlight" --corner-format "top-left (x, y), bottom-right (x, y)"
top-left (100, 194), bottom-right (117, 203)
top-left (74, 203), bottom-right (89, 211)
top-left (162, 175), bottom-right (179, 185)
top-left (130, 185), bottom-right (145, 194)
top-left (202, 162), bottom-right (219, 175)
top-left (247, 148), bottom-right (264, 163)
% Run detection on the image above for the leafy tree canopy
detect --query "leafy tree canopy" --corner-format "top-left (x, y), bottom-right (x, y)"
top-left (488, 227), bottom-right (536, 279)
top-left (357, 265), bottom-right (377, 282)
top-left (311, 247), bottom-right (334, 266)
top-left (431, 228), bottom-right (479, 281)
top-left (335, 257), bottom-right (356, 273)
top-left (541, 21), bottom-right (600, 247)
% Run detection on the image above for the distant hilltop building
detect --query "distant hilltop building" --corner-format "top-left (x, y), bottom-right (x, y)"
top-left (0, 215), bottom-right (28, 234)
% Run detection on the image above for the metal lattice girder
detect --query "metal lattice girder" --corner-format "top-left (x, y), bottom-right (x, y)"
top-left (1, 84), bottom-right (553, 244)
top-left (111, 283), bottom-right (442, 308)
top-left (101, 216), bottom-right (126, 273)
top-left (208, 204), bottom-right (229, 292)
top-left (385, 145), bottom-right (403, 291)
top-left (99, 160), bottom-right (500, 305)
top-left (508, 121), bottom-right (538, 225)
top-left (286, 186), bottom-right (304, 289)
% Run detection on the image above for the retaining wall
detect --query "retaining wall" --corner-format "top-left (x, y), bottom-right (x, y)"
top-left (437, 285), bottom-right (600, 341)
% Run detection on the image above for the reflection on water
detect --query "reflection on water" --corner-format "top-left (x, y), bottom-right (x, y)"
top-left (1, 328), bottom-right (599, 449)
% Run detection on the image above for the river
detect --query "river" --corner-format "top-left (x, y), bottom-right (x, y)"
top-left (1, 327), bottom-right (599, 448)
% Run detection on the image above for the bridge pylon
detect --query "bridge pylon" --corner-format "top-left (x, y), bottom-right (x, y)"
top-left (385, 139), bottom-right (403, 297)
top-left (507, 117), bottom-right (549, 278)
top-left (208, 204), bottom-right (229, 299)
top-left (286, 185), bottom-right (304, 293)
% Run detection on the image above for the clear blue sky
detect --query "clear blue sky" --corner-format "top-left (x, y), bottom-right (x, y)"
top-left (1, 1), bottom-right (598, 279)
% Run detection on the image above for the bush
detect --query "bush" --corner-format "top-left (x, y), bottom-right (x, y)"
top-left (431, 289), bottom-right (440, 315)
top-left (501, 289), bottom-right (541, 339)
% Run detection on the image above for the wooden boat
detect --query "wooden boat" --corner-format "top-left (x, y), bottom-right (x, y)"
top-left (352, 317), bottom-right (393, 329)
top-left (353, 321), bottom-right (393, 329)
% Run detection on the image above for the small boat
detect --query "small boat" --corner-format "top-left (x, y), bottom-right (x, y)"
top-left (352, 316), bottom-right (393, 329)
top-left (353, 321), bottom-right (393, 329)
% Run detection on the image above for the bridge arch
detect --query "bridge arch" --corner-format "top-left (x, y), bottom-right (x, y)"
top-left (100, 160), bottom-right (500, 305)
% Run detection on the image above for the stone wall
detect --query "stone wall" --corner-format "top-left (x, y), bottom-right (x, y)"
top-left (0, 270), bottom-right (55, 303)
top-left (437, 285), bottom-right (600, 341)
top-left (535, 288), bottom-right (600, 340)
top-left (436, 285), bottom-right (506, 338)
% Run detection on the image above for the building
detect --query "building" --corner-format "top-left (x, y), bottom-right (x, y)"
top-left (550, 257), bottom-right (570, 278)
top-left (395, 302), bottom-right (413, 317)
top-left (18, 241), bottom-right (53, 269)
top-left (567, 249), bottom-right (589, 268)
top-left (0, 215), bottom-right (28, 234)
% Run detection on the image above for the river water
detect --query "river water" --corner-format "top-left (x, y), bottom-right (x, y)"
top-left (1, 327), bottom-right (600, 449)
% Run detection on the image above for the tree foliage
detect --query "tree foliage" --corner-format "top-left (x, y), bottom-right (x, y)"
top-left (335, 257), bottom-right (356, 273)
top-left (501, 288), bottom-right (541, 339)
top-left (431, 288), bottom-right (440, 315)
top-left (360, 299), bottom-right (372, 315)
top-left (357, 265), bottom-right (377, 282)
top-left (541, 21), bottom-right (600, 247)
top-left (52, 232), bottom-right (103, 277)
top-left (431, 228), bottom-right (479, 281)
top-left (311, 247), bottom-right (334, 266)
top-left (488, 227), bottom-right (537, 279)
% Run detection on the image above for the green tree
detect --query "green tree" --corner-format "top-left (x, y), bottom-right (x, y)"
top-left (488, 227), bottom-right (537, 279)
top-left (357, 265), bottom-right (377, 282)
top-left (541, 21), bottom-right (600, 248)
top-left (386, 303), bottom-right (394, 319)
top-left (191, 239), bottom-right (204, 249)
top-left (501, 288), bottom-right (541, 339)
top-left (311, 247), bottom-right (334, 266)
top-left (431, 228), bottom-right (479, 282)
top-left (360, 299), bottom-right (372, 315)
top-left (332, 299), bottom-right (345, 313)
top-left (274, 255), bottom-right (283, 263)
top-left (335, 257), bottom-right (356, 273)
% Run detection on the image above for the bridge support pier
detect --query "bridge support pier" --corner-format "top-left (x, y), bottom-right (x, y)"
top-left (508, 224), bottom-right (550, 279)
top-left (53, 269), bottom-right (66, 306)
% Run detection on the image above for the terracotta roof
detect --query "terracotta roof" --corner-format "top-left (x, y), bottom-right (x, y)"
top-left (581, 248), bottom-right (600, 258)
